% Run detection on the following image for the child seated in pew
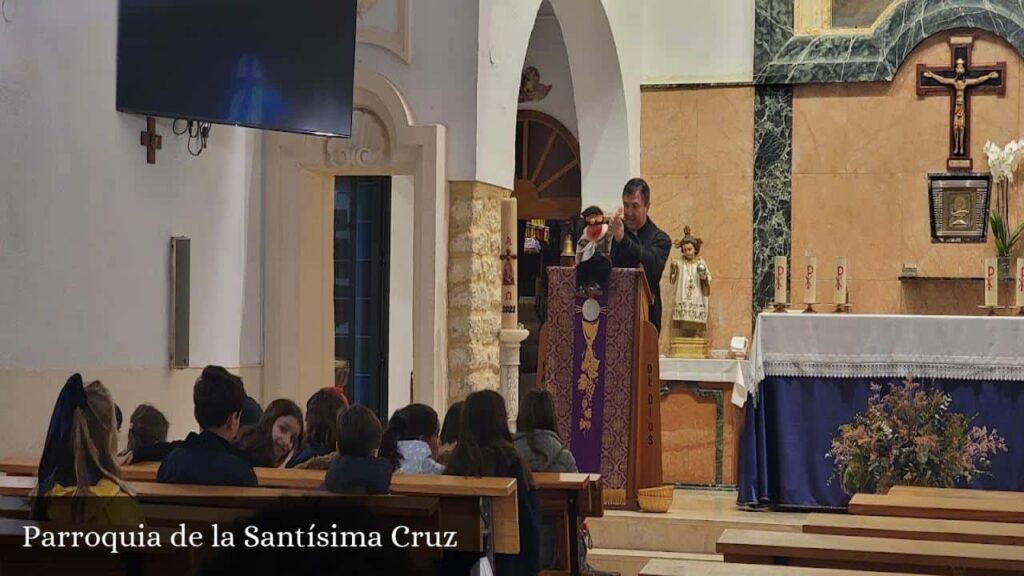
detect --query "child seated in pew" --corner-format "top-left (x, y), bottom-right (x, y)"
top-left (286, 387), bottom-right (348, 468)
top-left (379, 404), bottom-right (445, 474)
top-left (236, 399), bottom-right (303, 467)
top-left (157, 366), bottom-right (257, 486)
top-left (436, 400), bottom-right (462, 465)
top-left (324, 404), bottom-right (393, 494)
top-left (515, 389), bottom-right (601, 574)
top-left (120, 366), bottom-right (262, 464)
top-left (445, 389), bottom-right (542, 576)
top-left (122, 403), bottom-right (169, 454)
top-left (32, 374), bottom-right (142, 524)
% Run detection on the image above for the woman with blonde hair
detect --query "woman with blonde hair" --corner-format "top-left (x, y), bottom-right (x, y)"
top-left (32, 374), bottom-right (141, 524)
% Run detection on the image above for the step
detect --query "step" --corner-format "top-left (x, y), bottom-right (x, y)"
top-left (587, 549), bottom-right (722, 576)
top-left (587, 490), bottom-right (807, 554)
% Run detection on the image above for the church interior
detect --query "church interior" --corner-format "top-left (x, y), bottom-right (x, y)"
top-left (2, 0), bottom-right (1024, 575)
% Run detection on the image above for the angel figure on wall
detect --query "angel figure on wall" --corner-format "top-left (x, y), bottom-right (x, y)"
top-left (669, 226), bottom-right (711, 338)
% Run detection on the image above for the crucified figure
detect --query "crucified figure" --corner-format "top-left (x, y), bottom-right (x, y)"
top-left (924, 58), bottom-right (1000, 155)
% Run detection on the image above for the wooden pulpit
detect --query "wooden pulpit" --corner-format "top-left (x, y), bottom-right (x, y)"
top-left (536, 267), bottom-right (663, 509)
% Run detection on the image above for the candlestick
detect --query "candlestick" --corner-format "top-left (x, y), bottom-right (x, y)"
top-left (773, 256), bottom-right (788, 305)
top-left (804, 255), bottom-right (817, 304)
top-left (833, 257), bottom-right (848, 305)
top-left (985, 257), bottom-right (999, 307)
top-left (1017, 257), bottom-right (1024, 308)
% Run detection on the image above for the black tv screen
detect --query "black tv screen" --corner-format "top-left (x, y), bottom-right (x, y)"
top-left (117, 0), bottom-right (357, 138)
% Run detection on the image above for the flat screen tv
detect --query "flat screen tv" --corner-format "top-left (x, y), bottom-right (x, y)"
top-left (117, 0), bottom-right (357, 138)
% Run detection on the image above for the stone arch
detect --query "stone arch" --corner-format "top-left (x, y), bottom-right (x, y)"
top-left (263, 69), bottom-right (448, 414)
top-left (475, 0), bottom-right (638, 208)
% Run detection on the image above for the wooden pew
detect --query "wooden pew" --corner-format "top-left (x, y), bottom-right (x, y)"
top-left (849, 493), bottom-right (1024, 523)
top-left (0, 517), bottom-right (191, 576)
top-left (716, 528), bottom-right (1024, 575)
top-left (0, 472), bottom-right (517, 568)
top-left (803, 512), bottom-right (1024, 546)
top-left (533, 472), bottom-right (597, 576)
top-left (887, 485), bottom-right (1024, 501)
top-left (640, 558), bottom-right (920, 576)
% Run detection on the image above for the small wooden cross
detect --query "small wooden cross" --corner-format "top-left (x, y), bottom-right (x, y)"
top-left (140, 117), bottom-right (162, 165)
top-left (917, 35), bottom-right (1005, 171)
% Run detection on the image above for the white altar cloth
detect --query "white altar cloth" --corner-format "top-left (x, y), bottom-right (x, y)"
top-left (744, 313), bottom-right (1024, 404)
top-left (659, 357), bottom-right (753, 408)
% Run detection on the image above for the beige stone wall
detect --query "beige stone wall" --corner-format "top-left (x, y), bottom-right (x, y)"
top-left (792, 31), bottom-right (1024, 314)
top-left (447, 181), bottom-right (510, 401)
top-left (641, 86), bottom-right (755, 352)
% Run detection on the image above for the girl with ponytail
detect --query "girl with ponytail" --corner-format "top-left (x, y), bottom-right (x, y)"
top-left (33, 374), bottom-right (142, 524)
top-left (377, 404), bottom-right (444, 474)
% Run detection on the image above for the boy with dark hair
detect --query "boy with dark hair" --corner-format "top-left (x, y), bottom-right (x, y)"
top-left (324, 405), bottom-right (392, 494)
top-left (157, 365), bottom-right (257, 486)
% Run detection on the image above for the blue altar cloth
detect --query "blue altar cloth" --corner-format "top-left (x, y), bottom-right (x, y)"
top-left (738, 375), bottom-right (1024, 510)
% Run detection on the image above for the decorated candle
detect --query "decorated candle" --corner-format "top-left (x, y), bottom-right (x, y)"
top-left (985, 257), bottom-right (999, 307)
top-left (834, 257), bottom-right (848, 305)
top-left (773, 256), bottom-right (788, 303)
top-left (1017, 258), bottom-right (1024, 307)
top-left (804, 255), bottom-right (817, 304)
top-left (500, 199), bottom-right (518, 328)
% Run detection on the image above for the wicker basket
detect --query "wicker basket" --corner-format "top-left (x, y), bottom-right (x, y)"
top-left (637, 485), bottom-right (674, 513)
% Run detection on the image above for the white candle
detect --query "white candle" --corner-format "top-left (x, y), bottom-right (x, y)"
top-left (804, 255), bottom-right (817, 304)
top-left (773, 256), bottom-right (788, 303)
top-left (985, 257), bottom-right (999, 307)
top-left (834, 257), bottom-right (848, 305)
top-left (500, 199), bottom-right (518, 329)
top-left (1017, 258), bottom-right (1024, 307)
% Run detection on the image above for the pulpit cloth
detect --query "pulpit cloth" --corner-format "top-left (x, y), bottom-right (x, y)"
top-left (739, 313), bottom-right (1024, 509)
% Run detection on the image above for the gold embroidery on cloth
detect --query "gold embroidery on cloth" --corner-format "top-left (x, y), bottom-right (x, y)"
top-left (577, 318), bottom-right (600, 433)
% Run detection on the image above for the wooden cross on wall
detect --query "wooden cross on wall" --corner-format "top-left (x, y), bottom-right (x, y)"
top-left (140, 117), bottom-right (162, 165)
top-left (917, 35), bottom-right (1005, 171)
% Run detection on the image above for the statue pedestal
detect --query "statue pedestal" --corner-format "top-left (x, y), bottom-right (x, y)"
top-left (499, 328), bottom-right (530, 431)
top-left (669, 336), bottom-right (707, 359)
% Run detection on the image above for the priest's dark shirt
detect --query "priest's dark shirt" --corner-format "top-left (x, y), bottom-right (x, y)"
top-left (611, 218), bottom-right (671, 332)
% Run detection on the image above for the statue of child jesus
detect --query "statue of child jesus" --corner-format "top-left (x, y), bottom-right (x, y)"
top-left (669, 226), bottom-right (711, 336)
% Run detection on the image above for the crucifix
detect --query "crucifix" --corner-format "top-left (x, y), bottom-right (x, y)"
top-left (917, 35), bottom-right (1005, 171)
top-left (139, 117), bottom-right (162, 165)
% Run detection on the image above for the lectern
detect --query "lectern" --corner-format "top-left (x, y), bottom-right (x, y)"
top-left (536, 267), bottom-right (663, 509)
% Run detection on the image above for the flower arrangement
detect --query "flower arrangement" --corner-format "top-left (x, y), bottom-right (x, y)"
top-left (984, 140), bottom-right (1024, 257)
top-left (826, 377), bottom-right (1007, 496)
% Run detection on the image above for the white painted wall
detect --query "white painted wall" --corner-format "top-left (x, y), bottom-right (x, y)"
top-left (641, 0), bottom-right (755, 84)
top-left (355, 0), bottom-right (479, 180)
top-left (518, 14), bottom-right (578, 138)
top-left (0, 0), bottom-right (262, 454)
top-left (387, 175), bottom-right (414, 417)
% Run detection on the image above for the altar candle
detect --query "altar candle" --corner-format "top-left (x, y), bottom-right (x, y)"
top-left (1017, 258), bottom-right (1024, 307)
top-left (804, 255), bottom-right (817, 304)
top-left (500, 198), bottom-right (518, 329)
top-left (833, 257), bottom-right (848, 305)
top-left (985, 257), bottom-right (999, 307)
top-left (773, 256), bottom-right (788, 303)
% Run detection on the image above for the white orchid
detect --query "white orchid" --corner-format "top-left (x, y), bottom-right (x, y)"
top-left (984, 139), bottom-right (1024, 183)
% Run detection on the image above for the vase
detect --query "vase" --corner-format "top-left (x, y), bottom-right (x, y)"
top-left (998, 256), bottom-right (1012, 281)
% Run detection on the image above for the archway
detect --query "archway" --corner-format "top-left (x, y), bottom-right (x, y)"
top-left (263, 69), bottom-right (448, 416)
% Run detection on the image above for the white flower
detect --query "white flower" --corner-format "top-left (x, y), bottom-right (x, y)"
top-left (985, 139), bottom-right (1024, 183)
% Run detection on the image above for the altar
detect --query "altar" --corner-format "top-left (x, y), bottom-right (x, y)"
top-left (738, 313), bottom-right (1024, 510)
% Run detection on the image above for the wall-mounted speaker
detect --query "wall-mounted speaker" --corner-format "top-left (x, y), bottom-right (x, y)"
top-left (170, 236), bottom-right (190, 368)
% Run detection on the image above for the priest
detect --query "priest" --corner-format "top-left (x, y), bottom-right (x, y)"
top-left (610, 178), bottom-right (672, 332)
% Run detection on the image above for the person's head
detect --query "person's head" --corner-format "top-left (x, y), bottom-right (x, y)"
top-left (678, 225), bottom-right (702, 261)
top-left (621, 177), bottom-right (651, 232)
top-left (379, 404), bottom-right (441, 467)
top-left (126, 404), bottom-right (169, 452)
top-left (304, 388), bottom-right (347, 450)
top-left (256, 399), bottom-right (304, 464)
top-left (439, 401), bottom-right (464, 446)
top-left (194, 365), bottom-right (247, 440)
top-left (955, 57), bottom-right (966, 76)
top-left (517, 389), bottom-right (558, 435)
top-left (240, 395), bottom-right (263, 428)
top-left (582, 205), bottom-right (605, 227)
top-left (447, 390), bottom-right (532, 483)
top-left (337, 405), bottom-right (383, 458)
